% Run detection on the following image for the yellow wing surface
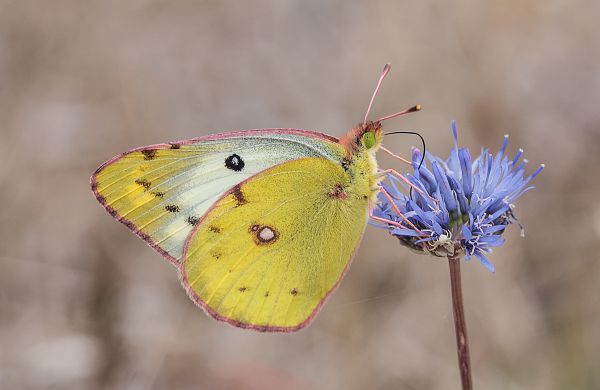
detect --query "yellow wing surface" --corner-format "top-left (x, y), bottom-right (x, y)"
top-left (181, 157), bottom-right (372, 331)
top-left (91, 130), bottom-right (344, 265)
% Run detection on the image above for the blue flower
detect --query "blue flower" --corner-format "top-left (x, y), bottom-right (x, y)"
top-left (374, 121), bottom-right (544, 272)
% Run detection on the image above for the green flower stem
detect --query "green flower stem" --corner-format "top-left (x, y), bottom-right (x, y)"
top-left (448, 255), bottom-right (472, 390)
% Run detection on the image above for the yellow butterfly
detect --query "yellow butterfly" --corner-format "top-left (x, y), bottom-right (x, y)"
top-left (91, 64), bottom-right (420, 332)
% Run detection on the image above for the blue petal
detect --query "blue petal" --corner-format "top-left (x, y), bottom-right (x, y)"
top-left (412, 148), bottom-right (423, 168)
top-left (448, 121), bottom-right (461, 178)
top-left (391, 228), bottom-right (423, 237)
top-left (451, 120), bottom-right (459, 147)
top-left (512, 148), bottom-right (523, 165)
top-left (458, 148), bottom-right (473, 198)
top-left (449, 176), bottom-right (468, 216)
top-left (419, 168), bottom-right (438, 193)
top-left (431, 220), bottom-right (444, 235)
top-left (432, 162), bottom-right (458, 213)
top-left (483, 225), bottom-right (507, 234)
top-left (484, 206), bottom-right (510, 224)
top-left (474, 252), bottom-right (496, 273)
top-left (531, 164), bottom-right (545, 179)
top-left (462, 224), bottom-right (472, 240)
top-left (498, 135), bottom-right (509, 158)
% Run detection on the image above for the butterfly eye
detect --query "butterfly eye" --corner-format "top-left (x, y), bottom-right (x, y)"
top-left (362, 131), bottom-right (376, 149)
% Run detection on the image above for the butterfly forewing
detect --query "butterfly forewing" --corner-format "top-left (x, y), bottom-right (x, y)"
top-left (91, 130), bottom-right (345, 264)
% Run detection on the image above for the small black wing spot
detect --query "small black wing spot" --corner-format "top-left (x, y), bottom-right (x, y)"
top-left (225, 154), bottom-right (245, 171)
top-left (135, 178), bottom-right (151, 190)
top-left (232, 185), bottom-right (247, 206)
top-left (165, 204), bottom-right (180, 213)
top-left (141, 149), bottom-right (157, 160)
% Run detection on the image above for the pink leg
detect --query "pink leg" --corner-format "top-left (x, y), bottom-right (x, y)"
top-left (378, 168), bottom-right (429, 199)
top-left (371, 187), bottom-right (427, 235)
top-left (369, 203), bottom-right (407, 229)
top-left (370, 214), bottom-right (407, 229)
top-left (380, 146), bottom-right (411, 165)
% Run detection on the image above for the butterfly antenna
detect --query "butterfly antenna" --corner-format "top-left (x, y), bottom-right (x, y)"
top-left (375, 104), bottom-right (422, 123)
top-left (363, 63), bottom-right (392, 123)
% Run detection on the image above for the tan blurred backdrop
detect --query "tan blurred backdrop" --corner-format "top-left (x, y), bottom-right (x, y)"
top-left (1, 1), bottom-right (599, 389)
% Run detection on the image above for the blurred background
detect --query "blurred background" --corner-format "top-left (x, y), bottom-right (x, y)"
top-left (1, 1), bottom-right (598, 389)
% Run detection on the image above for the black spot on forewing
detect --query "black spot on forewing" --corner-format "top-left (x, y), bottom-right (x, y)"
top-left (169, 142), bottom-right (181, 149)
top-left (141, 149), bottom-right (158, 160)
top-left (209, 226), bottom-right (221, 233)
top-left (187, 216), bottom-right (199, 226)
top-left (239, 286), bottom-right (248, 292)
top-left (151, 191), bottom-right (165, 198)
top-left (290, 288), bottom-right (298, 296)
top-left (264, 291), bottom-right (270, 297)
top-left (225, 153), bottom-right (245, 171)
top-left (232, 185), bottom-right (247, 206)
top-left (165, 204), bottom-right (179, 213)
top-left (135, 178), bottom-right (151, 190)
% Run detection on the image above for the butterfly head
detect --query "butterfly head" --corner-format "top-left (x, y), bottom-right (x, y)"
top-left (360, 122), bottom-right (383, 150)
top-left (340, 121), bottom-right (383, 156)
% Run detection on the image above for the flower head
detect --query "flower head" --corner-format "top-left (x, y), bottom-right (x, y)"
top-left (374, 121), bottom-right (544, 272)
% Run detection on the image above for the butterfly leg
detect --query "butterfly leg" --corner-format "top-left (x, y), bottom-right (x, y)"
top-left (380, 146), bottom-right (412, 165)
top-left (376, 168), bottom-right (426, 197)
top-left (370, 187), bottom-right (427, 235)
top-left (377, 168), bottom-right (438, 204)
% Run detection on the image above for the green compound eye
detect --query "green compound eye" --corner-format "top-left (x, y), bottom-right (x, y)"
top-left (362, 131), bottom-right (376, 149)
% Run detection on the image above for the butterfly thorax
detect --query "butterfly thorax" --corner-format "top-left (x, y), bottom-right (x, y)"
top-left (339, 121), bottom-right (383, 202)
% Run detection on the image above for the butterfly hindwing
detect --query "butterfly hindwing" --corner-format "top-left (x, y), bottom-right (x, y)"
top-left (181, 157), bottom-right (371, 331)
top-left (91, 130), bottom-right (345, 264)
